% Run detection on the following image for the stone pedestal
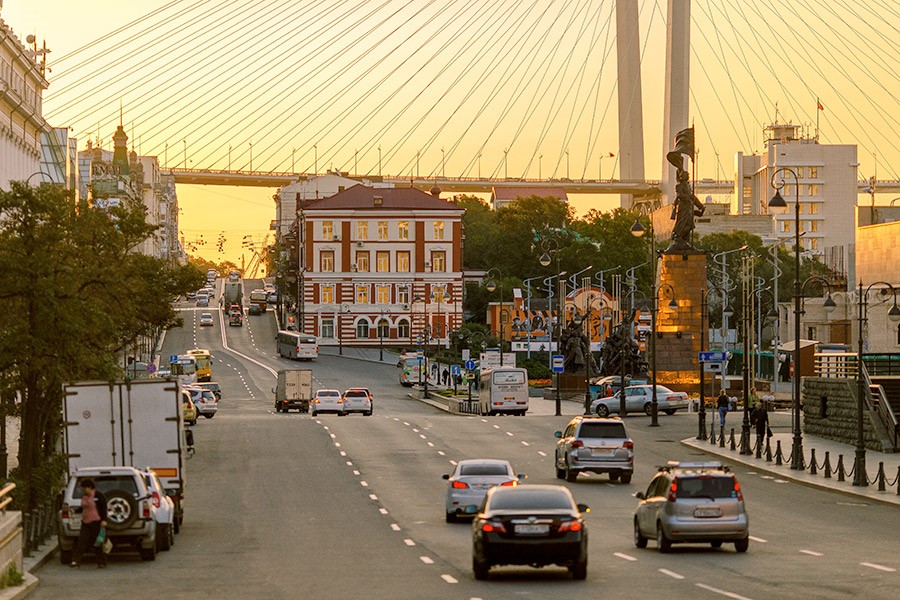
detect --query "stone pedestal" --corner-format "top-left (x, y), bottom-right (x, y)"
top-left (558, 373), bottom-right (588, 392)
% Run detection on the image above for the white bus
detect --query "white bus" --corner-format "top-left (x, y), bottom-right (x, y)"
top-left (398, 356), bottom-right (429, 387)
top-left (276, 330), bottom-right (318, 360)
top-left (169, 355), bottom-right (197, 386)
top-left (478, 366), bottom-right (529, 416)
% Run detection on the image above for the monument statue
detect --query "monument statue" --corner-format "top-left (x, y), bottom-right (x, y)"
top-left (559, 319), bottom-right (599, 375)
top-left (598, 310), bottom-right (649, 379)
top-left (664, 126), bottom-right (704, 253)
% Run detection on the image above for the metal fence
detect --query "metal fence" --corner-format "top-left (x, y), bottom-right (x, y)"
top-left (22, 495), bottom-right (59, 557)
top-left (457, 400), bottom-right (481, 415)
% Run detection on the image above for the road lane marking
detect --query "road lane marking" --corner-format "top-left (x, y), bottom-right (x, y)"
top-left (419, 434), bottom-right (427, 439)
top-left (419, 556), bottom-right (434, 564)
top-left (334, 442), bottom-right (341, 447)
top-left (440, 575), bottom-right (458, 584)
top-left (861, 562), bottom-right (896, 572)
top-left (695, 583), bottom-right (753, 599)
top-left (340, 452), bottom-right (346, 457)
top-left (505, 432), bottom-right (514, 436)
top-left (353, 470), bottom-right (360, 475)
top-left (427, 442), bottom-right (434, 447)
top-left (774, 479), bottom-right (788, 484)
top-left (403, 422), bottom-right (410, 426)
top-left (749, 536), bottom-right (767, 543)
top-left (391, 524), bottom-right (400, 531)
top-left (450, 460), bottom-right (458, 465)
top-left (521, 441), bottom-right (529, 446)
top-left (493, 425), bottom-right (500, 429)
top-left (404, 539), bottom-right (415, 546)
top-left (659, 569), bottom-right (684, 579)
top-left (360, 481), bottom-right (368, 487)
top-left (614, 552), bottom-right (637, 561)
top-left (413, 428), bottom-right (420, 432)
top-left (329, 433), bottom-right (336, 438)
top-left (537, 451), bottom-right (547, 456)
top-left (369, 494), bottom-right (378, 500)
top-left (346, 461), bottom-right (353, 466)
top-left (438, 451), bottom-right (446, 456)
top-left (379, 508), bottom-right (388, 515)
top-left (800, 550), bottom-right (823, 556)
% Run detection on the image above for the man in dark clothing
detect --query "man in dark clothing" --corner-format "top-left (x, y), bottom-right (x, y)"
top-left (442, 368), bottom-right (449, 386)
top-left (750, 401), bottom-right (770, 452)
top-left (71, 478), bottom-right (108, 568)
top-left (716, 390), bottom-right (729, 431)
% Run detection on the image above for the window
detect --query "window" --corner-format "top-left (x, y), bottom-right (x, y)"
top-left (356, 252), bottom-right (369, 272)
top-left (378, 221), bottom-right (388, 240)
top-left (376, 251), bottom-right (390, 272)
top-left (809, 166), bottom-right (818, 178)
top-left (431, 285), bottom-right (446, 303)
top-left (320, 250), bottom-right (334, 272)
top-left (397, 251), bottom-right (410, 272)
top-left (810, 220), bottom-right (819, 232)
top-left (321, 284), bottom-right (334, 304)
top-left (322, 221), bottom-right (333, 239)
top-left (808, 237), bottom-right (819, 250)
top-left (795, 167), bottom-right (805, 178)
top-left (357, 221), bottom-right (369, 240)
top-left (433, 221), bottom-right (445, 240)
top-left (356, 285), bottom-right (370, 304)
top-left (321, 318), bottom-right (335, 338)
top-left (431, 251), bottom-right (446, 272)
top-left (377, 319), bottom-right (390, 338)
top-left (781, 220), bottom-right (791, 233)
top-left (398, 221), bottom-right (409, 240)
top-left (807, 184), bottom-right (819, 197)
top-left (376, 285), bottom-right (390, 304)
top-left (398, 286), bottom-right (410, 305)
top-left (356, 320), bottom-right (370, 338)
top-left (809, 203), bottom-right (819, 215)
top-left (398, 319), bottom-right (410, 339)
top-left (807, 326), bottom-right (816, 340)
top-left (742, 185), bottom-right (752, 198)
top-left (798, 203), bottom-right (806, 214)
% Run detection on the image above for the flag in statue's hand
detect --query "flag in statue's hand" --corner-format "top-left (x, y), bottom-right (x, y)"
top-left (666, 127), bottom-right (695, 169)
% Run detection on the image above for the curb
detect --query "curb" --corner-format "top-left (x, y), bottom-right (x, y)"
top-left (0, 572), bottom-right (38, 600)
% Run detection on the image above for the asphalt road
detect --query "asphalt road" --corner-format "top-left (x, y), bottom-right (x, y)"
top-left (33, 292), bottom-right (900, 599)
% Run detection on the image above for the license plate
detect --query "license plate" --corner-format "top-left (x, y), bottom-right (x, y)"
top-left (591, 448), bottom-right (614, 456)
top-left (69, 514), bottom-right (82, 528)
top-left (694, 508), bottom-right (722, 518)
top-left (515, 524), bottom-right (549, 535)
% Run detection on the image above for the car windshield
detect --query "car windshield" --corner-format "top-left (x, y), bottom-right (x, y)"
top-left (318, 390), bottom-right (340, 397)
top-left (460, 464), bottom-right (510, 476)
top-left (578, 422), bottom-right (627, 438)
top-left (489, 490), bottom-right (572, 510)
top-left (79, 475), bottom-right (139, 497)
top-left (677, 476), bottom-right (736, 499)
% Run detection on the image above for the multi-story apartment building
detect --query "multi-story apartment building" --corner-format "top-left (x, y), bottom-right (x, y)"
top-left (296, 185), bottom-right (464, 348)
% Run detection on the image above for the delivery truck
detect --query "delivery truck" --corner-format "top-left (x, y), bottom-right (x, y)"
top-left (223, 281), bottom-right (243, 308)
top-left (274, 369), bottom-right (313, 413)
top-left (62, 379), bottom-right (192, 531)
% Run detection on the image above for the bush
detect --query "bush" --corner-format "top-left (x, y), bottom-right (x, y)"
top-left (0, 563), bottom-right (24, 588)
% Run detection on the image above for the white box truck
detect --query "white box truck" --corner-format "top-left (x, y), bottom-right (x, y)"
top-left (62, 379), bottom-right (191, 531)
top-left (274, 369), bottom-right (313, 413)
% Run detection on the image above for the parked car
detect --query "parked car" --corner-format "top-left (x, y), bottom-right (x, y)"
top-left (342, 388), bottom-right (373, 416)
top-left (472, 485), bottom-right (589, 580)
top-left (182, 392), bottom-right (197, 426)
top-left (184, 387), bottom-right (218, 419)
top-left (199, 312), bottom-right (214, 327)
top-left (312, 389), bottom-right (344, 416)
top-left (196, 381), bottom-right (221, 401)
top-left (443, 459), bottom-right (524, 522)
top-left (267, 292), bottom-right (278, 304)
top-left (591, 384), bottom-right (689, 417)
top-left (633, 461), bottom-right (749, 553)
top-left (58, 467), bottom-right (158, 563)
top-left (139, 469), bottom-right (175, 552)
top-left (555, 416), bottom-right (633, 483)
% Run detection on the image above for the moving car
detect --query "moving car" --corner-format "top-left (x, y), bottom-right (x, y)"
top-left (182, 392), bottom-right (197, 426)
top-left (472, 485), bottom-right (589, 580)
top-left (267, 291), bottom-right (278, 304)
top-left (196, 381), bottom-right (222, 401)
top-left (312, 389), bottom-right (344, 416)
top-left (342, 388), bottom-right (373, 416)
top-left (248, 303), bottom-right (262, 316)
top-left (591, 384), bottom-right (690, 417)
top-left (184, 387), bottom-right (218, 419)
top-left (139, 469), bottom-right (175, 552)
top-left (633, 461), bottom-right (749, 553)
top-left (228, 270), bottom-right (240, 281)
top-left (196, 295), bottom-right (209, 307)
top-left (199, 312), bottom-right (214, 327)
top-left (555, 416), bottom-right (634, 483)
top-left (443, 459), bottom-right (524, 522)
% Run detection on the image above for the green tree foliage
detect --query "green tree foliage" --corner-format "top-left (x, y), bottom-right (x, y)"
top-left (0, 182), bottom-right (201, 508)
top-left (188, 255), bottom-right (240, 278)
top-left (457, 195), bottom-right (496, 270)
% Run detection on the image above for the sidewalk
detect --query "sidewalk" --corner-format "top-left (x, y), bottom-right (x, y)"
top-left (682, 425), bottom-right (900, 507)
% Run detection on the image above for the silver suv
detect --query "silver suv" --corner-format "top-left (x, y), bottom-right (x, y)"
top-left (633, 461), bottom-right (749, 553)
top-left (58, 467), bottom-right (158, 563)
top-left (554, 416), bottom-right (634, 483)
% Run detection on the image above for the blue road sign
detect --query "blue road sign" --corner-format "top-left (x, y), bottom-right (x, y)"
top-left (551, 354), bottom-right (565, 373)
top-left (169, 355), bottom-right (178, 364)
top-left (465, 359), bottom-right (476, 371)
top-left (699, 351), bottom-right (727, 363)
top-left (146, 363), bottom-right (158, 374)
top-left (450, 365), bottom-right (461, 376)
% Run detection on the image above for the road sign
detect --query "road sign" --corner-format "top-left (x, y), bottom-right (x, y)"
top-left (450, 365), bottom-right (461, 376)
top-left (461, 349), bottom-right (470, 362)
top-left (551, 354), bottom-right (565, 373)
top-left (466, 372), bottom-right (476, 381)
top-left (417, 350), bottom-right (424, 359)
top-left (168, 355), bottom-right (178, 365)
top-left (465, 359), bottom-right (476, 371)
top-left (146, 363), bottom-right (158, 374)
top-left (699, 351), bottom-right (727, 363)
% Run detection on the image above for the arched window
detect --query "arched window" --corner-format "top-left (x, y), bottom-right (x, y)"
top-left (356, 319), bottom-right (370, 339)
top-left (397, 318), bottom-right (410, 340)
top-left (377, 318), bottom-right (390, 338)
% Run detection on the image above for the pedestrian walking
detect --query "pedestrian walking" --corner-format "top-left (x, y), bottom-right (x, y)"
top-left (431, 363), bottom-right (438, 380)
top-left (70, 478), bottom-right (108, 568)
top-left (442, 367), bottom-right (449, 386)
top-left (716, 390), bottom-right (729, 431)
top-left (750, 399), bottom-right (770, 452)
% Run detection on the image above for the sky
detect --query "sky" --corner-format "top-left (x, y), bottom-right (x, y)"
top-left (4, 0), bottom-right (898, 265)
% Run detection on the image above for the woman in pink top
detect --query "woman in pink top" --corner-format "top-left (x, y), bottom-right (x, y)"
top-left (71, 478), bottom-right (108, 568)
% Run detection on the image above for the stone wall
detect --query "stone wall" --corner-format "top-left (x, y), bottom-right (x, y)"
top-left (802, 378), bottom-right (884, 451)
top-left (0, 510), bottom-right (23, 577)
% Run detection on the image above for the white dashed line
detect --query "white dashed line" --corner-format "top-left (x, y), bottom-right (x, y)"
top-left (748, 536), bottom-right (767, 543)
top-left (614, 552), bottom-right (637, 561)
top-left (521, 441), bottom-right (529, 446)
top-left (427, 442), bottom-right (434, 447)
top-left (659, 569), bottom-right (684, 579)
top-left (379, 508), bottom-right (388, 515)
top-left (403, 539), bottom-right (416, 546)
top-left (413, 428), bottom-right (420, 433)
top-left (346, 461), bottom-right (353, 466)
top-left (329, 433), bottom-right (336, 439)
top-left (861, 562), bottom-right (896, 572)
top-left (537, 451), bottom-right (547, 457)
top-left (492, 425), bottom-right (500, 429)
top-left (340, 452), bottom-right (347, 457)
top-left (403, 422), bottom-right (410, 426)
top-left (800, 550), bottom-right (823, 556)
top-left (334, 442), bottom-right (341, 447)
top-left (369, 494), bottom-right (378, 500)
top-left (440, 574), bottom-right (458, 584)
top-left (505, 432), bottom-right (514, 437)
top-left (419, 434), bottom-right (427, 439)
top-left (449, 460), bottom-right (458, 466)
top-left (438, 451), bottom-right (446, 456)
top-left (360, 481), bottom-right (368, 487)
top-left (695, 583), bottom-right (753, 599)
top-left (353, 470), bottom-right (360, 475)
top-left (419, 556), bottom-right (434, 564)
top-left (391, 524), bottom-right (401, 531)
top-left (774, 479), bottom-right (788, 484)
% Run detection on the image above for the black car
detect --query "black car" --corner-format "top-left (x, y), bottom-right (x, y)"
top-left (248, 304), bottom-right (262, 315)
top-left (472, 485), bottom-right (589, 580)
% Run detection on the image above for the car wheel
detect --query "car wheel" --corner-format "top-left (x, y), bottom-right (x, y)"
top-left (174, 517), bottom-right (180, 534)
top-left (664, 409), bottom-right (677, 416)
top-left (169, 522), bottom-right (176, 547)
top-left (203, 413), bottom-right (214, 419)
top-left (365, 411), bottom-right (372, 416)
top-left (157, 523), bottom-right (171, 552)
top-left (634, 519), bottom-right (648, 548)
top-left (595, 404), bottom-right (610, 417)
top-left (710, 541), bottom-right (723, 548)
top-left (59, 548), bottom-right (73, 565)
top-left (643, 402), bottom-right (653, 416)
top-left (312, 412), bottom-right (318, 417)
top-left (139, 540), bottom-right (157, 561)
top-left (473, 555), bottom-right (490, 580)
top-left (105, 489), bottom-right (139, 531)
top-left (565, 461), bottom-right (578, 483)
top-left (339, 412), bottom-right (347, 417)
top-left (609, 471), bottom-right (620, 482)
top-left (620, 472), bottom-right (632, 484)
top-left (445, 511), bottom-right (457, 523)
top-left (735, 537), bottom-right (749, 553)
top-left (657, 524), bottom-right (672, 553)
top-left (569, 555), bottom-right (588, 580)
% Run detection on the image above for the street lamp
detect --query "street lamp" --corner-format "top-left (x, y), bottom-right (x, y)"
top-left (338, 303), bottom-right (350, 355)
top-left (485, 268), bottom-right (504, 366)
top-left (631, 218), bottom-right (661, 425)
top-left (540, 237), bottom-right (564, 371)
top-left (523, 275), bottom-right (544, 359)
top-left (699, 287), bottom-right (732, 439)
top-left (855, 282), bottom-right (900, 486)
top-left (378, 308), bottom-right (392, 362)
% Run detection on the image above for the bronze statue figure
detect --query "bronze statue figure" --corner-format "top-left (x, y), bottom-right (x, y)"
top-left (598, 310), bottom-right (649, 379)
top-left (667, 168), bottom-right (705, 252)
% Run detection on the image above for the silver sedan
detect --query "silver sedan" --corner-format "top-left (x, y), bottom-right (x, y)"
top-left (443, 459), bottom-right (525, 522)
top-left (591, 384), bottom-right (689, 417)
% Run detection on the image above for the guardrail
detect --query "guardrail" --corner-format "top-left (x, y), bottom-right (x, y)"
top-left (22, 496), bottom-right (58, 557)
top-left (814, 352), bottom-right (858, 378)
top-left (0, 483), bottom-right (14, 513)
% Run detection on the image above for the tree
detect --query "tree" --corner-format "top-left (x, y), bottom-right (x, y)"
top-left (458, 195), bottom-right (496, 270)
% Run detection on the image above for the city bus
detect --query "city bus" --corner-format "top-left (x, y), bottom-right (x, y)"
top-left (276, 330), bottom-right (318, 360)
top-left (249, 289), bottom-right (268, 313)
top-left (169, 355), bottom-right (197, 386)
top-left (186, 348), bottom-right (212, 382)
top-left (398, 355), bottom-right (429, 387)
top-left (478, 366), bottom-right (529, 416)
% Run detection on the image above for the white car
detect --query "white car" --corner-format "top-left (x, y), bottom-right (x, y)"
top-left (591, 385), bottom-right (689, 417)
top-left (184, 387), bottom-right (218, 419)
top-left (199, 312), bottom-right (214, 327)
top-left (342, 388), bottom-right (373, 416)
top-left (442, 459), bottom-right (524, 522)
top-left (139, 469), bottom-right (176, 551)
top-left (312, 389), bottom-right (344, 416)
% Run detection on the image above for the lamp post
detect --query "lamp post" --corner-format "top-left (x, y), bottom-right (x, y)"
top-left (855, 282), bottom-right (900, 486)
top-left (485, 268), bottom-right (504, 366)
top-left (699, 287), bottom-right (732, 439)
top-left (540, 238), bottom-right (564, 369)
top-left (630, 217), bottom-right (661, 425)
top-left (523, 275), bottom-right (544, 359)
top-left (339, 303), bottom-right (350, 355)
top-left (378, 308), bottom-right (392, 362)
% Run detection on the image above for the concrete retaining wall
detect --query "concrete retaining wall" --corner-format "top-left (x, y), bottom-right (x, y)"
top-left (0, 511), bottom-right (22, 578)
top-left (803, 378), bottom-right (884, 451)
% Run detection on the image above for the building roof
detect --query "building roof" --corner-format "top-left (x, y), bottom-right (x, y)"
top-left (303, 184), bottom-right (462, 211)
top-left (490, 186), bottom-right (568, 202)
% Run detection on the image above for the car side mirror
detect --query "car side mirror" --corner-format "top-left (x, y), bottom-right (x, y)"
top-left (517, 474), bottom-right (526, 480)
top-left (634, 491), bottom-right (645, 500)
top-left (185, 429), bottom-right (195, 448)
top-left (271, 387), bottom-right (276, 394)
top-left (441, 474), bottom-right (450, 480)
top-left (554, 431), bottom-right (562, 438)
top-left (577, 503), bottom-right (590, 514)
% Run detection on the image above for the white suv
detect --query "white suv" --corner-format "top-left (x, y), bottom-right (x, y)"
top-left (312, 389), bottom-right (344, 416)
top-left (58, 467), bottom-right (158, 563)
top-left (139, 469), bottom-right (176, 552)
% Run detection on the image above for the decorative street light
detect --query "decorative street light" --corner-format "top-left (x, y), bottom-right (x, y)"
top-left (540, 238), bottom-right (565, 372)
top-left (523, 275), bottom-right (544, 359)
top-left (485, 268), bottom-right (505, 366)
top-left (854, 282), bottom-right (900, 486)
top-left (631, 217), bottom-right (661, 425)
top-left (699, 287), bottom-right (732, 439)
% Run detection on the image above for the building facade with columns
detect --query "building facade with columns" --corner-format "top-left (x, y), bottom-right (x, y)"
top-left (297, 185), bottom-right (464, 348)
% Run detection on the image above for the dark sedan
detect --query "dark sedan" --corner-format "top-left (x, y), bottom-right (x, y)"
top-left (471, 485), bottom-right (589, 580)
